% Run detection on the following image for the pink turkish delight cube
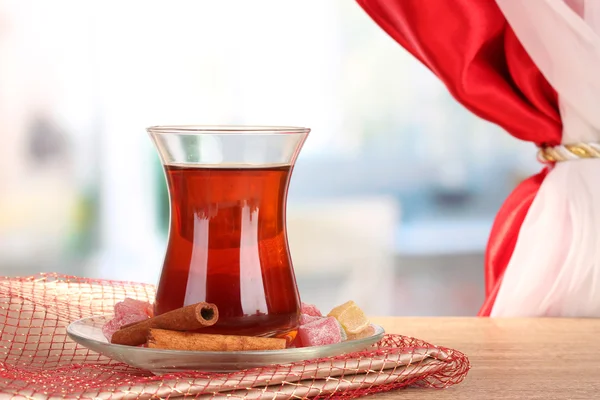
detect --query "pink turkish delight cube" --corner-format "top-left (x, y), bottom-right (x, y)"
top-left (102, 298), bottom-right (152, 341)
top-left (301, 302), bottom-right (322, 317)
top-left (297, 316), bottom-right (343, 347)
top-left (114, 298), bottom-right (153, 318)
top-left (101, 317), bottom-right (123, 341)
top-left (300, 314), bottom-right (322, 325)
top-left (335, 319), bottom-right (348, 341)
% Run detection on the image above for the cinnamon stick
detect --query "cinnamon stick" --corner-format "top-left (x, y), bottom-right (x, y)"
top-left (111, 302), bottom-right (218, 346)
top-left (147, 329), bottom-right (287, 351)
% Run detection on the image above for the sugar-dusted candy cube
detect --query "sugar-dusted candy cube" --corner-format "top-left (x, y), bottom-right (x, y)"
top-left (346, 325), bottom-right (375, 341)
top-left (301, 302), bottom-right (322, 317)
top-left (327, 300), bottom-right (369, 334)
top-left (115, 298), bottom-right (153, 319)
top-left (101, 317), bottom-right (122, 341)
top-left (300, 314), bottom-right (321, 325)
top-left (102, 311), bottom-right (148, 341)
top-left (297, 317), bottom-right (343, 347)
top-left (335, 319), bottom-right (348, 341)
top-left (102, 298), bottom-right (152, 341)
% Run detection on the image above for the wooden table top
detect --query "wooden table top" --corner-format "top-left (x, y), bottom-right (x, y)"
top-left (368, 317), bottom-right (600, 400)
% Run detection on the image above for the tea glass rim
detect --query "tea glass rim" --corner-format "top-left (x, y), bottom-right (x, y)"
top-left (147, 125), bottom-right (310, 135)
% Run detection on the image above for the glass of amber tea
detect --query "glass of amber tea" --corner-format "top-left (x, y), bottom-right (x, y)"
top-left (147, 126), bottom-right (309, 338)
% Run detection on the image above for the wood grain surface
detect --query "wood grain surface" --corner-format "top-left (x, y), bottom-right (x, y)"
top-left (368, 317), bottom-right (600, 399)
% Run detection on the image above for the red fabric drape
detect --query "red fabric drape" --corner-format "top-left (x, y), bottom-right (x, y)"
top-left (356, 0), bottom-right (563, 315)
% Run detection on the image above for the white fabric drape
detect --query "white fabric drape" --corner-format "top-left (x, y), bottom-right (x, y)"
top-left (492, 0), bottom-right (600, 316)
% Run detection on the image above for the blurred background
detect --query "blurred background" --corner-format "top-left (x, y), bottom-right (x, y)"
top-left (0, 0), bottom-right (539, 316)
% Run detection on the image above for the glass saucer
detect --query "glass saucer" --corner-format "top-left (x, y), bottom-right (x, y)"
top-left (67, 315), bottom-right (385, 373)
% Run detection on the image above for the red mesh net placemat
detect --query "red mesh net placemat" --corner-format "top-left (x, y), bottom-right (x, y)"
top-left (0, 273), bottom-right (470, 399)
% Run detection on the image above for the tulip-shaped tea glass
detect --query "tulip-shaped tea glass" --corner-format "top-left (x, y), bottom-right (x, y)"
top-left (148, 126), bottom-right (309, 338)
